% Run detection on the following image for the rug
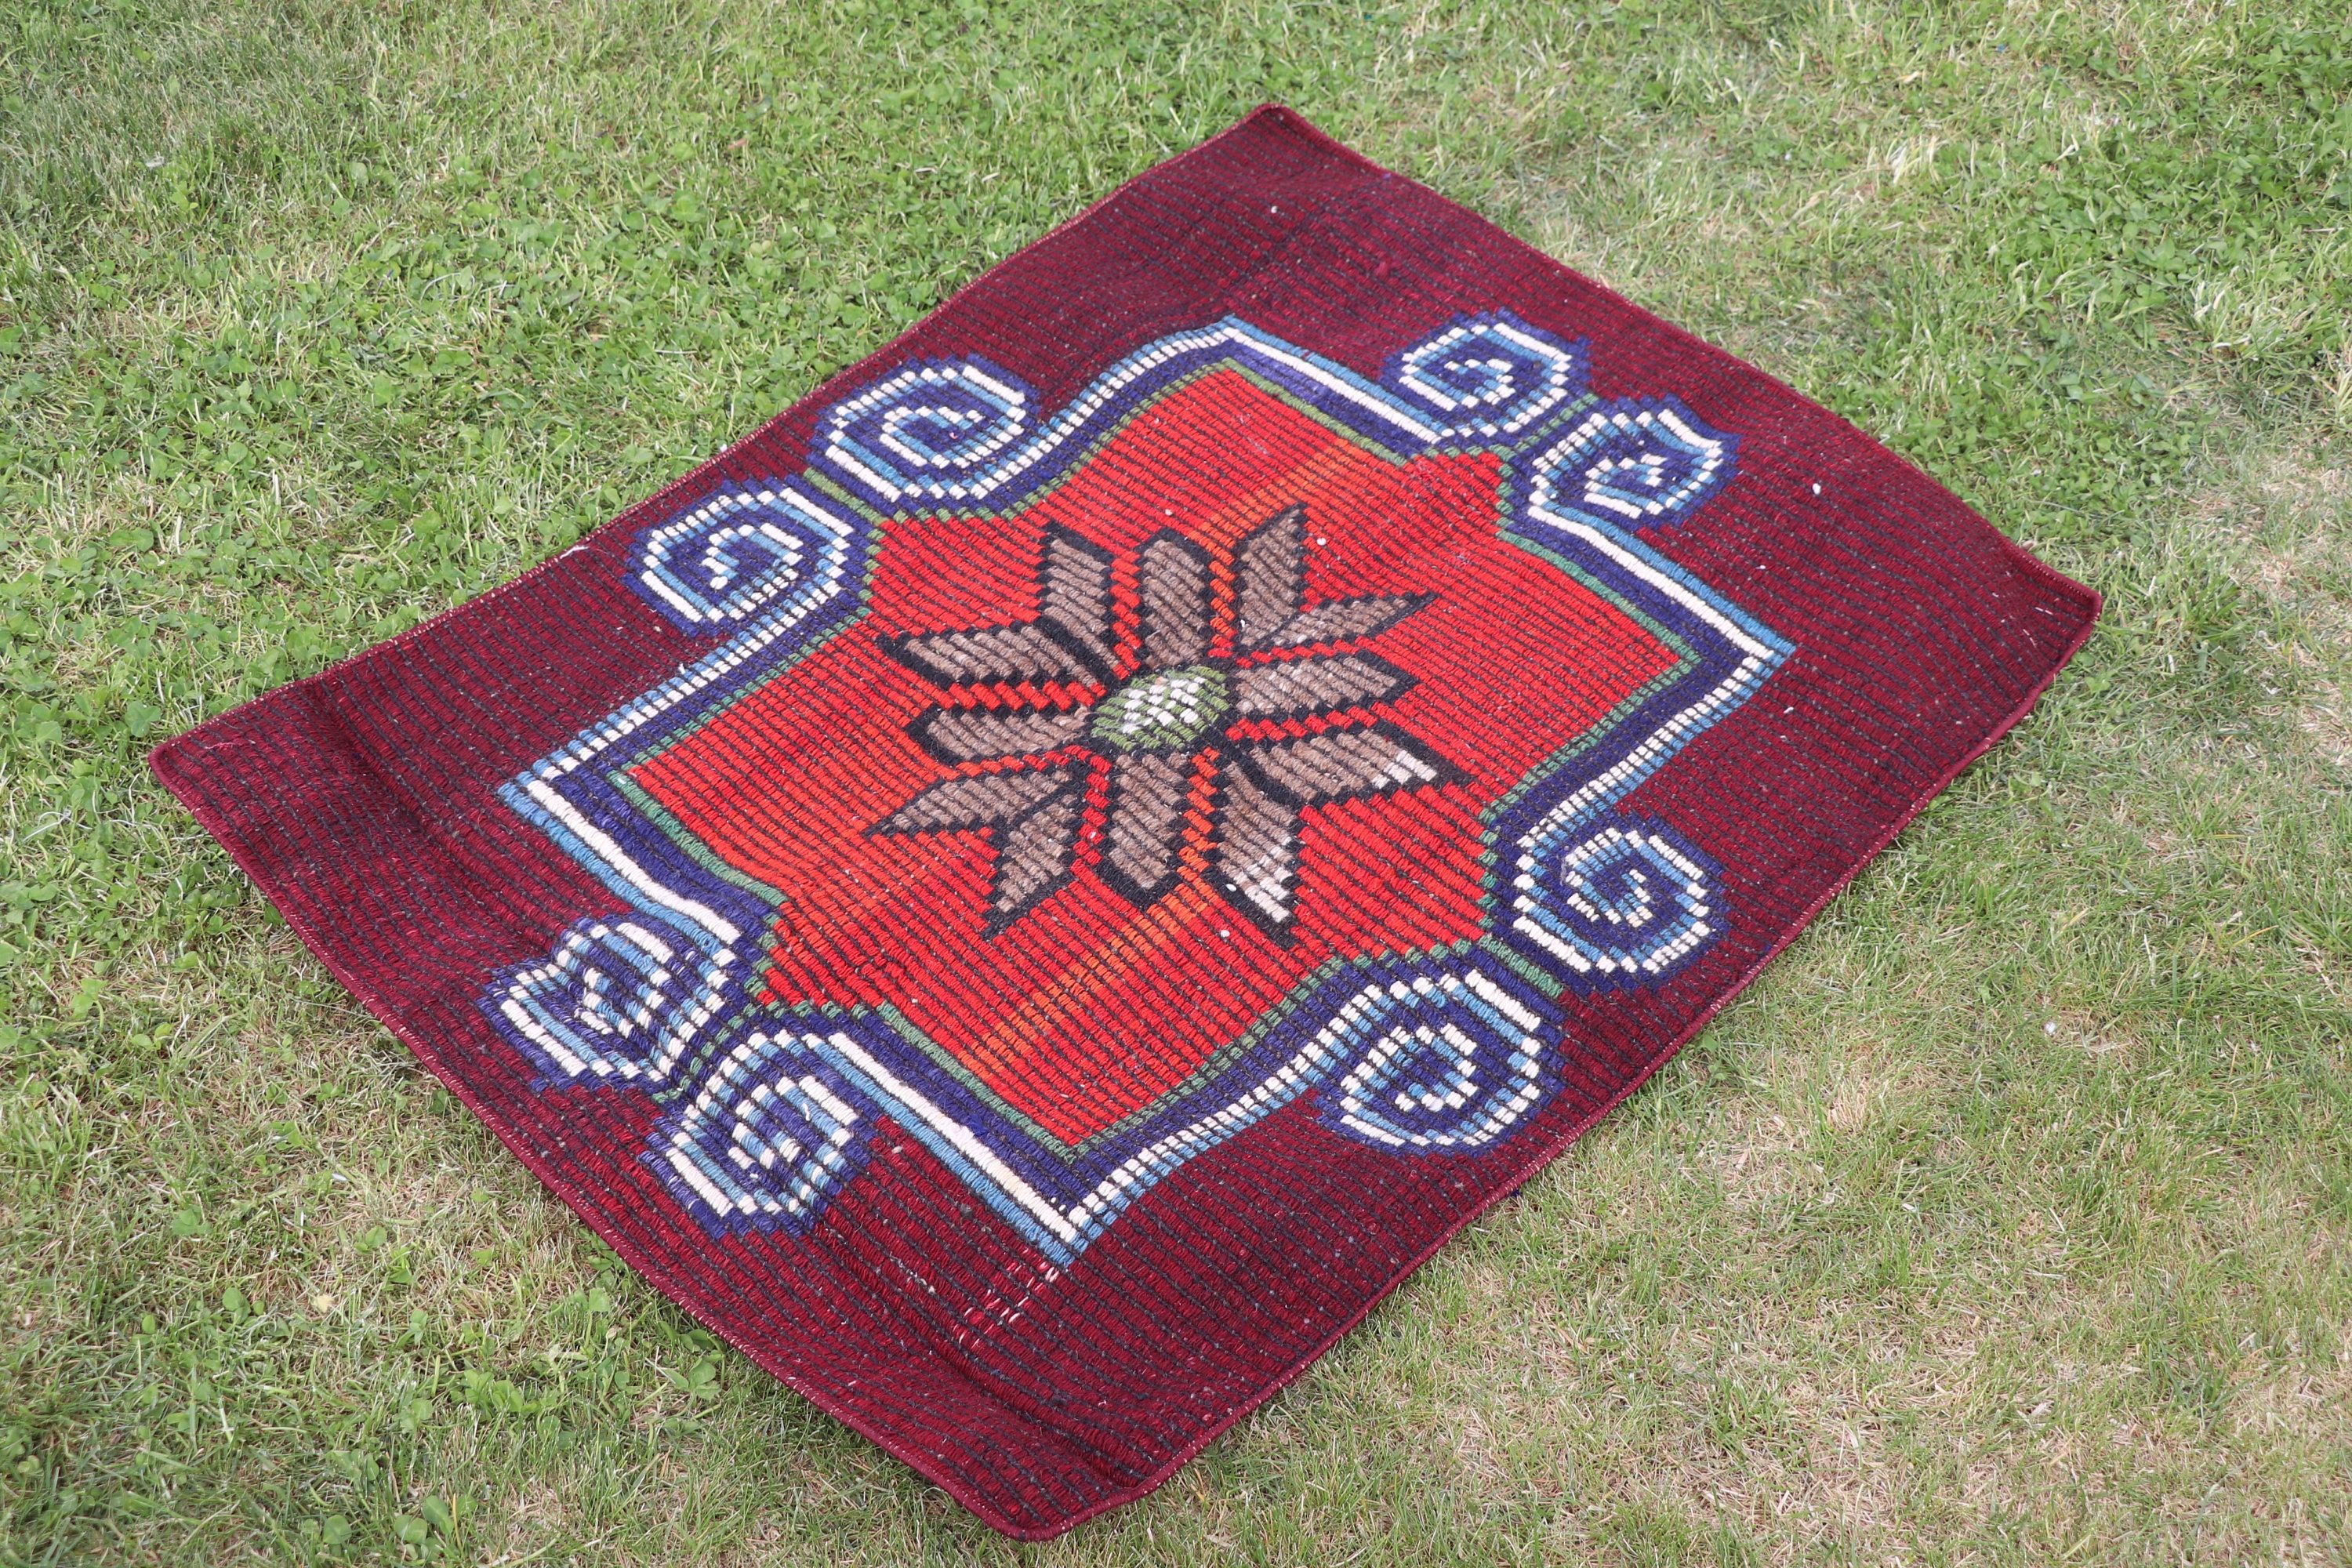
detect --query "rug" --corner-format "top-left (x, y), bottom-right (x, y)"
top-left (151, 106), bottom-right (2100, 1538)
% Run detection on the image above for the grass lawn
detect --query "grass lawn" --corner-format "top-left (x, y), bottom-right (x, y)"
top-left (5, 0), bottom-right (2351, 1561)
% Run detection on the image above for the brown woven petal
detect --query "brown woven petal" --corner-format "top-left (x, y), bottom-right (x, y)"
top-left (989, 781), bottom-right (1087, 924)
top-left (883, 622), bottom-right (1107, 687)
top-left (876, 764), bottom-right (1081, 833)
top-left (1036, 524), bottom-right (1116, 672)
top-left (1233, 652), bottom-right (1414, 718)
top-left (1210, 760), bottom-right (1300, 927)
top-left (1100, 750), bottom-right (1192, 904)
top-left (1232, 503), bottom-right (1306, 652)
top-left (1256, 593), bottom-right (1426, 652)
top-left (1135, 531), bottom-right (1214, 668)
top-left (911, 705), bottom-right (1091, 764)
top-left (1232, 722), bottom-right (1455, 805)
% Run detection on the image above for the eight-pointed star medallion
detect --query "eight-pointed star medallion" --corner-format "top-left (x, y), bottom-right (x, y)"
top-left (875, 503), bottom-right (1464, 936)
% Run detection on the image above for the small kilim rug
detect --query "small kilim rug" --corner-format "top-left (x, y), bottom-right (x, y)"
top-left (154, 107), bottom-right (2100, 1537)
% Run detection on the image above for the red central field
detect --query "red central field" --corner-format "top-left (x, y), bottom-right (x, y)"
top-left (631, 372), bottom-right (1679, 1144)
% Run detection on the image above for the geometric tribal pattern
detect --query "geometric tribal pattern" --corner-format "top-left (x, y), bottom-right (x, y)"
top-left (633, 484), bottom-right (862, 633)
top-left (1311, 959), bottom-right (1560, 1154)
top-left (1497, 811), bottom-right (1722, 991)
top-left (644, 1026), bottom-right (874, 1236)
top-left (488, 916), bottom-right (736, 1088)
top-left (478, 310), bottom-right (1793, 1258)
top-left (876, 503), bottom-right (1458, 935)
top-left (146, 108), bottom-right (2108, 1541)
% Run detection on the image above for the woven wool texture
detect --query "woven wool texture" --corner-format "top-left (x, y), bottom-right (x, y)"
top-left (152, 107), bottom-right (2101, 1538)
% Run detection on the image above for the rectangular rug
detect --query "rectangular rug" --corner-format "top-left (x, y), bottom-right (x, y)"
top-left (152, 106), bottom-right (2100, 1538)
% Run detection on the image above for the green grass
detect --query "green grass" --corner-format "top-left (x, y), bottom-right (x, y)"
top-left (4, 0), bottom-right (2350, 1561)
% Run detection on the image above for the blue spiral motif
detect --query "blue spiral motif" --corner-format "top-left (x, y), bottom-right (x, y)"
top-left (1506, 811), bottom-right (1722, 991)
top-left (645, 1029), bottom-right (876, 1235)
top-left (1388, 314), bottom-right (1586, 440)
top-left (816, 360), bottom-right (1036, 506)
top-left (485, 917), bottom-right (735, 1087)
top-left (632, 483), bottom-right (860, 633)
top-left (1308, 958), bottom-right (1561, 1154)
top-left (1528, 398), bottom-right (1735, 532)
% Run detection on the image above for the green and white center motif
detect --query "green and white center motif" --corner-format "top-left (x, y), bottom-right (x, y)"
top-left (1090, 664), bottom-right (1234, 753)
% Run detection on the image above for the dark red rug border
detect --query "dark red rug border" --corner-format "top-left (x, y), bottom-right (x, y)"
top-left (150, 104), bottom-right (2102, 1541)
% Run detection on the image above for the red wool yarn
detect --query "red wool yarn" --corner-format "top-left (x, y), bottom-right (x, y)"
top-left (154, 107), bottom-right (2099, 1538)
